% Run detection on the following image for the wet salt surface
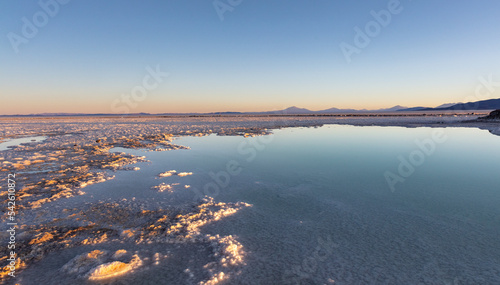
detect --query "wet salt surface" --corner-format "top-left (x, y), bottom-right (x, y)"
top-left (0, 136), bottom-right (47, 151)
top-left (1, 118), bottom-right (500, 284)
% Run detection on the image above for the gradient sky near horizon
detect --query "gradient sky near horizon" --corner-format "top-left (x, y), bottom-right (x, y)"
top-left (1, 0), bottom-right (500, 114)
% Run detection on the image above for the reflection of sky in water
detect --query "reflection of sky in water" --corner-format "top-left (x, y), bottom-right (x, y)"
top-left (98, 124), bottom-right (500, 230)
top-left (0, 136), bottom-right (47, 151)
top-left (169, 125), bottom-right (500, 220)
top-left (46, 125), bottom-right (500, 284)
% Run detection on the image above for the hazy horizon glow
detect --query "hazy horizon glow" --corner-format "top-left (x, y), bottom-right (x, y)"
top-left (1, 0), bottom-right (500, 115)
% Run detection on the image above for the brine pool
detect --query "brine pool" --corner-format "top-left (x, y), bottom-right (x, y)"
top-left (14, 125), bottom-right (500, 284)
top-left (0, 136), bottom-right (47, 151)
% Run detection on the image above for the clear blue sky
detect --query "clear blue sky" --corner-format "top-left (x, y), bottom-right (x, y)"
top-left (1, 0), bottom-right (500, 114)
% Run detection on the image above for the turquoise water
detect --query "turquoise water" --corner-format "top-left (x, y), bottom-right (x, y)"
top-left (18, 125), bottom-right (500, 284)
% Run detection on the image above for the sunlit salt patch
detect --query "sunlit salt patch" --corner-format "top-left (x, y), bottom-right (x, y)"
top-left (149, 198), bottom-right (252, 241)
top-left (151, 183), bottom-right (174, 193)
top-left (153, 252), bottom-right (161, 265)
top-left (27, 172), bottom-right (115, 209)
top-left (211, 235), bottom-right (246, 267)
top-left (87, 254), bottom-right (142, 280)
top-left (112, 249), bottom-right (127, 259)
top-left (200, 271), bottom-right (228, 285)
top-left (78, 173), bottom-right (115, 188)
top-left (61, 250), bottom-right (108, 275)
top-left (61, 249), bottom-right (142, 280)
top-left (158, 170), bottom-right (193, 178)
top-left (159, 170), bottom-right (177, 177)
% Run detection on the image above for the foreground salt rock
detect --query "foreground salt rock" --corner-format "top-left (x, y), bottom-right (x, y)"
top-left (88, 254), bottom-right (142, 280)
top-left (61, 250), bottom-right (108, 275)
top-left (62, 249), bottom-right (142, 280)
top-left (5, 197), bottom-right (252, 284)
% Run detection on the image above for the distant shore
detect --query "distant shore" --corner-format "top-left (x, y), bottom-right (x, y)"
top-left (1, 111), bottom-right (499, 137)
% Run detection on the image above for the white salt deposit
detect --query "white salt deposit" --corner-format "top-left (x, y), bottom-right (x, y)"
top-left (158, 170), bottom-right (193, 177)
top-left (159, 170), bottom-right (176, 177)
top-left (87, 254), bottom-right (142, 280)
top-left (151, 183), bottom-right (173, 193)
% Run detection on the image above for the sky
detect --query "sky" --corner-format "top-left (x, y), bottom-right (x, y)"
top-left (1, 0), bottom-right (500, 115)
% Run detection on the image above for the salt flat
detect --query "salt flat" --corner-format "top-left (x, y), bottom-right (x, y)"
top-left (0, 114), bottom-right (499, 284)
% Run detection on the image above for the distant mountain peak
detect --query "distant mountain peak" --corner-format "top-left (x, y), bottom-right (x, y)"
top-left (374, 105), bottom-right (408, 112)
top-left (285, 106), bottom-right (308, 110)
top-left (435, 102), bottom-right (459, 109)
top-left (282, 106), bottom-right (312, 113)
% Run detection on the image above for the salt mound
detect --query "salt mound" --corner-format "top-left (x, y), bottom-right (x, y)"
top-left (209, 235), bottom-right (246, 267)
top-left (88, 254), bottom-right (142, 280)
top-left (112, 249), bottom-right (127, 259)
top-left (61, 250), bottom-right (108, 275)
top-left (159, 170), bottom-right (176, 177)
top-left (151, 183), bottom-right (173, 192)
top-left (61, 249), bottom-right (142, 280)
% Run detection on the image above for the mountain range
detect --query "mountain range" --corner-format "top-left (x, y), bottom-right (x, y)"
top-left (2, 98), bottom-right (500, 117)
top-left (203, 98), bottom-right (500, 115)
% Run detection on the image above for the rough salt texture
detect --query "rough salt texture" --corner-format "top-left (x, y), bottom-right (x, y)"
top-left (0, 197), bottom-right (250, 284)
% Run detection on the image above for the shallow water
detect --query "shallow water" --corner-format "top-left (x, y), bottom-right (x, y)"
top-left (0, 136), bottom-right (47, 151)
top-left (170, 125), bottom-right (500, 284)
top-left (16, 125), bottom-right (500, 284)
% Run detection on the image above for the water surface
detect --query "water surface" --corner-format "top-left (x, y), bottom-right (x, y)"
top-left (0, 136), bottom-right (47, 151)
top-left (18, 125), bottom-right (500, 284)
